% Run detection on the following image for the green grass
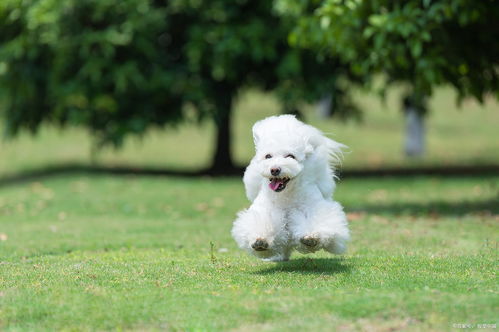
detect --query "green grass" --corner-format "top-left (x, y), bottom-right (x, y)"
top-left (1, 174), bottom-right (497, 331)
top-left (1, 87), bottom-right (499, 177)
top-left (0, 88), bottom-right (497, 330)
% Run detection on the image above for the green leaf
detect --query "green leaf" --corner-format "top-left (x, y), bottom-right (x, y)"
top-left (411, 41), bottom-right (422, 58)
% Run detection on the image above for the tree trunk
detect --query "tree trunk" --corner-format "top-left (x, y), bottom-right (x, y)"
top-left (211, 90), bottom-right (235, 174)
top-left (317, 94), bottom-right (333, 118)
top-left (403, 103), bottom-right (426, 157)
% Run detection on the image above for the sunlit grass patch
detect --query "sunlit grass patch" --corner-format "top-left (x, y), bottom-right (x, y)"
top-left (0, 174), bottom-right (497, 330)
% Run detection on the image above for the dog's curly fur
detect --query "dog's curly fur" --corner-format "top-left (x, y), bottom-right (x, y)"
top-left (231, 115), bottom-right (350, 261)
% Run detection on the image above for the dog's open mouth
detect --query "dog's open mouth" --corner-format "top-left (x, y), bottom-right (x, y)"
top-left (269, 177), bottom-right (290, 192)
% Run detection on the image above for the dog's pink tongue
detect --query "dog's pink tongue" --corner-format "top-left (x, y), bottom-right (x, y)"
top-left (269, 179), bottom-right (282, 191)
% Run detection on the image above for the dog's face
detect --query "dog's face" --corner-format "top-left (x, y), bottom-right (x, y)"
top-left (250, 114), bottom-right (344, 194)
top-left (255, 138), bottom-right (310, 192)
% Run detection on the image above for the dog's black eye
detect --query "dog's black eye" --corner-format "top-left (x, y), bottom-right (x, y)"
top-left (265, 154), bottom-right (272, 159)
top-left (285, 154), bottom-right (295, 159)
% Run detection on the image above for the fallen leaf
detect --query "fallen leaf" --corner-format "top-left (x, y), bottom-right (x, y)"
top-left (212, 197), bottom-right (225, 207)
top-left (346, 212), bottom-right (366, 221)
top-left (195, 203), bottom-right (209, 212)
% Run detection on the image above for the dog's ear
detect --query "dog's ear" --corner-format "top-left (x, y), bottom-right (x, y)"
top-left (303, 127), bottom-right (346, 166)
top-left (252, 130), bottom-right (260, 147)
top-left (304, 142), bottom-right (314, 155)
top-left (324, 137), bottom-right (346, 166)
top-left (303, 126), bottom-right (325, 155)
top-left (252, 120), bottom-right (264, 147)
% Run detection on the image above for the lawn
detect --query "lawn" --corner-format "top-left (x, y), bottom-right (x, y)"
top-left (0, 87), bottom-right (497, 330)
top-left (0, 174), bottom-right (497, 331)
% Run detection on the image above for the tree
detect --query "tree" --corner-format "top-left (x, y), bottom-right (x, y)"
top-left (0, 0), bottom-right (359, 173)
top-left (277, 0), bottom-right (499, 156)
top-left (128, 0), bottom-right (361, 172)
top-left (0, 0), bottom-right (185, 148)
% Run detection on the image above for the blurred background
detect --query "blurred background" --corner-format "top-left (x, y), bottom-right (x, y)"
top-left (0, 0), bottom-right (498, 177)
top-left (0, 2), bottom-right (498, 329)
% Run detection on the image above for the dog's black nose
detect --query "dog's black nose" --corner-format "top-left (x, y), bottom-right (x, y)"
top-left (270, 167), bottom-right (281, 176)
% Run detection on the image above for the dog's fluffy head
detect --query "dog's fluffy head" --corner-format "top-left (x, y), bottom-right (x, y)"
top-left (251, 115), bottom-right (344, 193)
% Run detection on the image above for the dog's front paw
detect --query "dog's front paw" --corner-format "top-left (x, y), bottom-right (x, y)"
top-left (300, 236), bottom-right (319, 248)
top-left (251, 238), bottom-right (269, 251)
top-left (297, 235), bottom-right (321, 253)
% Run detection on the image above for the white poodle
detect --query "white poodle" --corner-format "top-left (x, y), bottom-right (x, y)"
top-left (231, 115), bottom-right (350, 261)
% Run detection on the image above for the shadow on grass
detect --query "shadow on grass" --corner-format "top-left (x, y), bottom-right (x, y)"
top-left (348, 198), bottom-right (499, 217)
top-left (254, 257), bottom-right (351, 275)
